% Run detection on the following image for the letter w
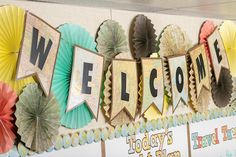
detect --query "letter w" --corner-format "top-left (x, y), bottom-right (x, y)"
top-left (30, 27), bottom-right (52, 70)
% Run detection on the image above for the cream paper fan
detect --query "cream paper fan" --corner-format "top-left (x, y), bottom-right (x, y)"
top-left (163, 59), bottom-right (172, 98)
top-left (158, 25), bottom-right (192, 57)
top-left (102, 64), bottom-right (112, 118)
top-left (138, 75), bottom-right (143, 112)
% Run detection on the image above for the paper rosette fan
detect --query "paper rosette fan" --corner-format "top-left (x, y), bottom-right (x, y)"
top-left (0, 82), bottom-right (17, 153)
top-left (0, 5), bottom-right (35, 94)
top-left (232, 77), bottom-right (236, 105)
top-left (130, 14), bottom-right (157, 60)
top-left (158, 25), bottom-right (192, 57)
top-left (158, 25), bottom-right (192, 106)
top-left (52, 23), bottom-right (96, 129)
top-left (219, 21), bottom-right (236, 77)
top-left (96, 20), bottom-right (128, 71)
top-left (199, 20), bottom-right (215, 65)
top-left (102, 65), bottom-right (112, 119)
top-left (211, 68), bottom-right (233, 107)
top-left (15, 83), bottom-right (60, 152)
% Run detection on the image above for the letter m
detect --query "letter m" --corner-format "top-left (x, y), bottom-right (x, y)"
top-left (30, 27), bottom-right (52, 70)
top-left (196, 53), bottom-right (206, 83)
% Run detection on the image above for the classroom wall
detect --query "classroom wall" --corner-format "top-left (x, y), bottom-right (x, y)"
top-left (0, 1), bottom-right (232, 156)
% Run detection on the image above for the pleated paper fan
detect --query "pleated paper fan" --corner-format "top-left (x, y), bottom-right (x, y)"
top-left (219, 21), bottom-right (236, 77)
top-left (96, 20), bottom-right (128, 71)
top-left (199, 20), bottom-right (215, 65)
top-left (211, 68), bottom-right (233, 107)
top-left (52, 23), bottom-right (96, 129)
top-left (158, 25), bottom-right (192, 57)
top-left (15, 83), bottom-right (60, 152)
top-left (0, 82), bottom-right (17, 153)
top-left (199, 20), bottom-right (215, 43)
top-left (0, 5), bottom-right (35, 94)
top-left (130, 14), bottom-right (157, 60)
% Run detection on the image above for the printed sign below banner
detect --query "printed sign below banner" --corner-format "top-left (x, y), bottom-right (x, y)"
top-left (105, 125), bottom-right (189, 157)
top-left (189, 116), bottom-right (236, 157)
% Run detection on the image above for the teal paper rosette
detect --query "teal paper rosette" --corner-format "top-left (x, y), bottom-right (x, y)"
top-left (52, 23), bottom-right (97, 129)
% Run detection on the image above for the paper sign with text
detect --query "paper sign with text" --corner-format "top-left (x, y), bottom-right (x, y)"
top-left (17, 12), bottom-right (60, 96)
top-left (167, 55), bottom-right (189, 112)
top-left (207, 28), bottom-right (229, 83)
top-left (189, 115), bottom-right (236, 157)
top-left (111, 59), bottom-right (138, 121)
top-left (67, 46), bottom-right (104, 119)
top-left (141, 58), bottom-right (164, 115)
top-left (105, 125), bottom-right (189, 157)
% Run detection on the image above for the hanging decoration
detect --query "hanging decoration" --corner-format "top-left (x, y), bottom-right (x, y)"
top-left (0, 5), bottom-right (235, 155)
top-left (199, 20), bottom-right (215, 65)
top-left (206, 25), bottom-right (233, 108)
top-left (219, 21), bottom-right (236, 103)
top-left (130, 14), bottom-right (157, 60)
top-left (15, 83), bottom-right (60, 152)
top-left (103, 61), bottom-right (138, 126)
top-left (16, 12), bottom-right (60, 97)
top-left (158, 25), bottom-right (192, 112)
top-left (96, 20), bottom-right (128, 71)
top-left (219, 21), bottom-right (236, 77)
top-left (139, 53), bottom-right (167, 120)
top-left (103, 64), bottom-right (112, 119)
top-left (98, 20), bottom-right (133, 126)
top-left (52, 23), bottom-right (96, 129)
top-left (0, 82), bottom-right (17, 153)
top-left (0, 5), bottom-right (35, 94)
top-left (158, 25), bottom-right (192, 57)
top-left (211, 68), bottom-right (233, 107)
top-left (188, 44), bottom-right (211, 112)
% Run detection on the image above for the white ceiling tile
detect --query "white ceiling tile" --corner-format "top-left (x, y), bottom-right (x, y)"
top-left (3, 0), bottom-right (236, 20)
top-left (34, 0), bottom-right (236, 11)
top-left (179, 1), bottom-right (236, 20)
top-left (137, 0), bottom-right (236, 9)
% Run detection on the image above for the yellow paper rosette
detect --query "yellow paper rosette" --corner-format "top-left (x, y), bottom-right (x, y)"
top-left (0, 5), bottom-right (35, 94)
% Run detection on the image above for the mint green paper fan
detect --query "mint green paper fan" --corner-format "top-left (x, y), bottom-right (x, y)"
top-left (52, 23), bottom-right (97, 129)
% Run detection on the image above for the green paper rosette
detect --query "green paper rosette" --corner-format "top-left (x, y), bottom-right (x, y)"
top-left (15, 83), bottom-right (60, 152)
top-left (96, 20), bottom-right (128, 71)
